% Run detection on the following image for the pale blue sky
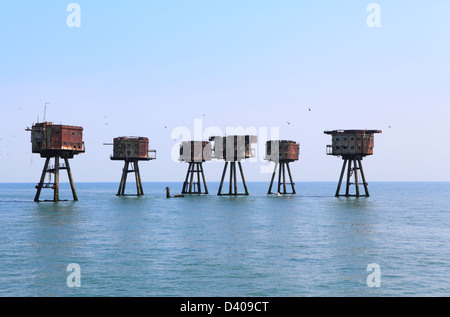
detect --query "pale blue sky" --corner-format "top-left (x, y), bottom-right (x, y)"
top-left (0, 1), bottom-right (449, 182)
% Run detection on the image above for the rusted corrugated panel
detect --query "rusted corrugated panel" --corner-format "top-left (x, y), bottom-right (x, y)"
top-left (112, 136), bottom-right (151, 159)
top-left (139, 138), bottom-right (149, 158)
top-left (324, 129), bottom-right (381, 157)
top-left (30, 123), bottom-right (44, 153)
top-left (265, 140), bottom-right (300, 162)
top-left (30, 122), bottom-right (84, 155)
top-left (57, 126), bottom-right (83, 152)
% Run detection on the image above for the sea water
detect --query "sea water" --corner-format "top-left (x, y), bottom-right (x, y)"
top-left (0, 182), bottom-right (448, 297)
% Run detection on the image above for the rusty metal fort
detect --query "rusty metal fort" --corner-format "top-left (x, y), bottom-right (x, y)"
top-left (26, 122), bottom-right (85, 202)
top-left (26, 121), bottom-right (382, 201)
top-left (104, 137), bottom-right (157, 197)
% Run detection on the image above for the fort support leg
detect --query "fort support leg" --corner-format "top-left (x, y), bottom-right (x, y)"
top-left (268, 162), bottom-right (296, 195)
top-left (117, 161), bottom-right (129, 196)
top-left (335, 159), bottom-right (348, 197)
top-left (182, 163), bottom-right (192, 194)
top-left (53, 157), bottom-right (60, 202)
top-left (277, 163), bottom-right (282, 194)
top-left (218, 162), bottom-right (249, 196)
top-left (268, 162), bottom-right (278, 195)
top-left (137, 162), bottom-right (144, 195)
top-left (192, 163), bottom-right (198, 193)
top-left (228, 162), bottom-right (234, 195)
top-left (200, 163), bottom-right (208, 194)
top-left (35, 157), bottom-right (51, 202)
top-left (195, 163), bottom-right (202, 194)
top-left (345, 159), bottom-right (352, 196)
top-left (64, 157), bottom-right (78, 201)
top-left (353, 159), bottom-right (360, 197)
top-left (120, 161), bottom-right (130, 196)
top-left (117, 160), bottom-right (145, 196)
top-left (123, 161), bottom-right (130, 196)
top-left (218, 162), bottom-right (228, 196)
top-left (233, 162), bottom-right (238, 195)
top-left (134, 161), bottom-right (140, 195)
top-left (286, 163), bottom-right (296, 195)
top-left (134, 161), bottom-right (144, 196)
top-left (182, 162), bottom-right (208, 195)
top-left (188, 161), bottom-right (196, 193)
top-left (358, 159), bottom-right (370, 197)
top-left (238, 162), bottom-right (249, 196)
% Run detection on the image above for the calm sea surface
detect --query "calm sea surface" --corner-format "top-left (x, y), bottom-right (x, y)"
top-left (0, 182), bottom-right (448, 297)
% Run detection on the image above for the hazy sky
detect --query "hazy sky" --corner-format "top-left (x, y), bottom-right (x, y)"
top-left (1, 1), bottom-right (449, 183)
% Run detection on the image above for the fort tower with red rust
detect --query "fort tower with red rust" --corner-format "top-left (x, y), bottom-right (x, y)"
top-left (27, 122), bottom-right (85, 202)
top-left (108, 137), bottom-right (156, 196)
top-left (324, 129), bottom-right (382, 197)
top-left (265, 140), bottom-right (300, 195)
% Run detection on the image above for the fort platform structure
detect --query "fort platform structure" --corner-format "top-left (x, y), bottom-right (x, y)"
top-left (107, 137), bottom-right (156, 196)
top-left (179, 141), bottom-right (212, 194)
top-left (324, 129), bottom-right (382, 197)
top-left (26, 122), bottom-right (85, 202)
top-left (265, 140), bottom-right (300, 195)
top-left (209, 135), bottom-right (257, 196)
